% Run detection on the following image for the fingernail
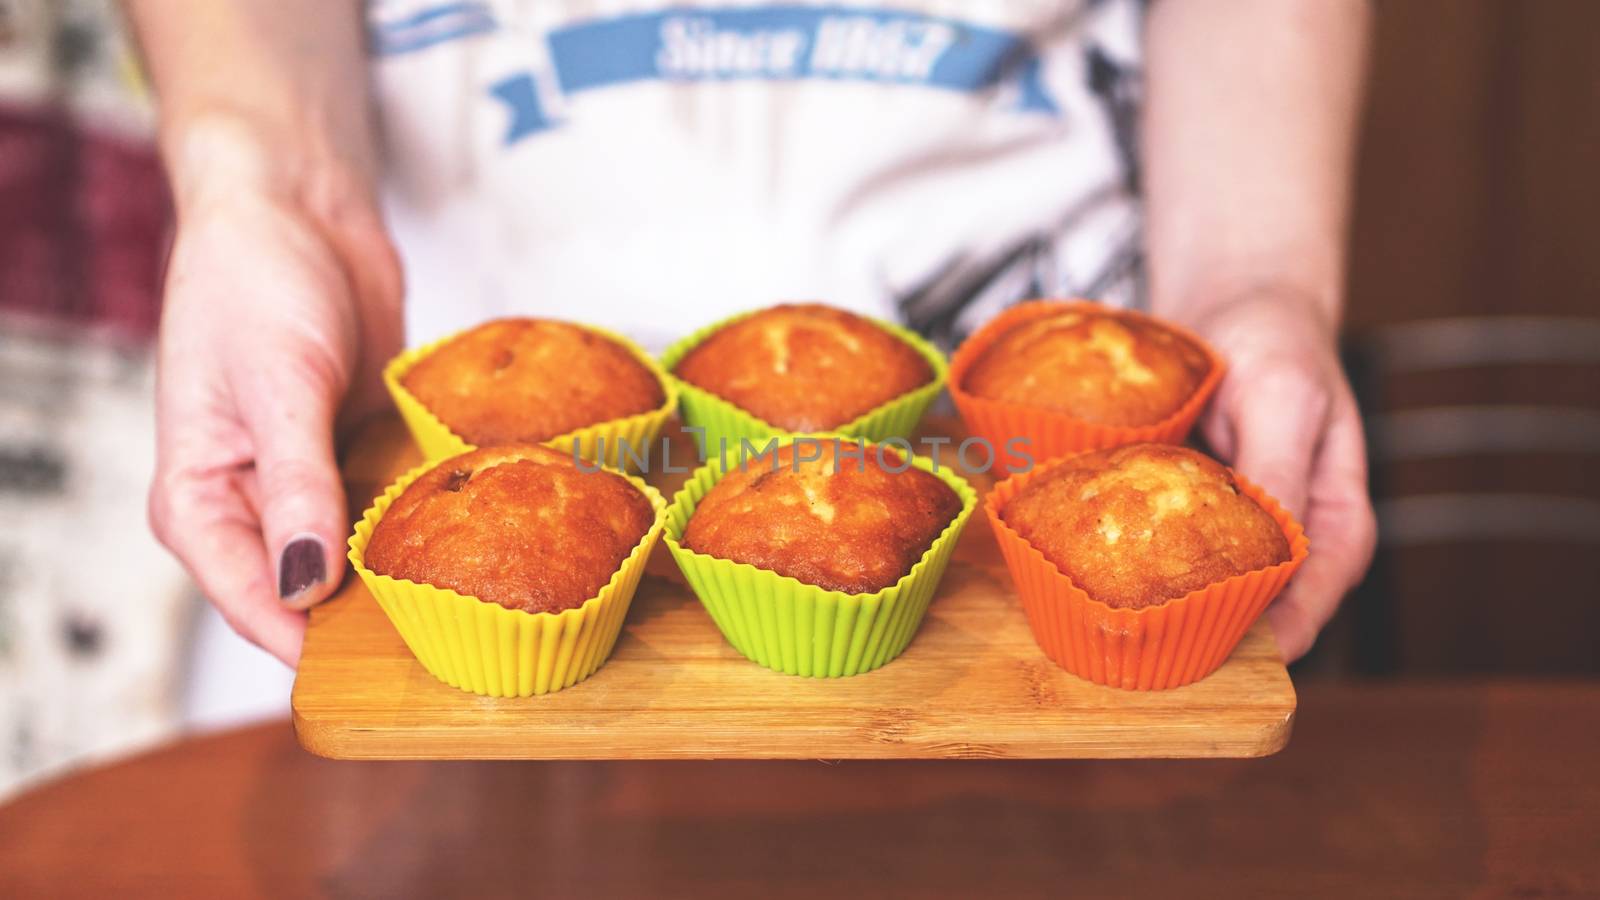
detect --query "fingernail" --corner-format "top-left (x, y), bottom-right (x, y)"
top-left (278, 534), bottom-right (327, 601)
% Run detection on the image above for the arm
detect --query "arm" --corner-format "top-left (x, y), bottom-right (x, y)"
top-left (1142, 0), bottom-right (1377, 661)
top-left (125, 0), bottom-right (402, 664)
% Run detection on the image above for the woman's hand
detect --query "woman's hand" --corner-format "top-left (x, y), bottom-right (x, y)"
top-left (1142, 0), bottom-right (1372, 659)
top-left (148, 119), bottom-right (402, 665)
top-left (1179, 292), bottom-right (1377, 662)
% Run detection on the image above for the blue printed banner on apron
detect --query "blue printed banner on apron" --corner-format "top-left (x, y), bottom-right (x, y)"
top-left (372, 4), bottom-right (1059, 143)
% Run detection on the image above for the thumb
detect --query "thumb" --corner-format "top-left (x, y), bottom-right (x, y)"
top-left (1225, 365), bottom-right (1330, 519)
top-left (246, 369), bottom-right (350, 611)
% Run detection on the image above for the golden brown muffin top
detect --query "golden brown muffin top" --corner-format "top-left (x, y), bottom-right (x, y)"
top-left (364, 445), bottom-right (655, 614)
top-left (402, 318), bottom-right (665, 446)
top-left (963, 307), bottom-right (1212, 427)
top-left (681, 439), bottom-right (962, 594)
top-left (673, 303), bottom-right (934, 432)
top-left (1001, 443), bottom-right (1289, 609)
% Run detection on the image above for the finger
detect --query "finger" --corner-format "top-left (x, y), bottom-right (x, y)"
top-left (345, 230), bottom-right (406, 421)
top-left (150, 469), bottom-right (308, 665)
top-left (1198, 405), bottom-right (1237, 462)
top-left (202, 519), bottom-right (312, 665)
top-left (1267, 398), bottom-right (1378, 662)
top-left (1264, 595), bottom-right (1319, 664)
top-left (240, 364), bottom-right (351, 612)
top-left (1226, 365), bottom-right (1330, 520)
top-left (320, 194), bottom-right (406, 423)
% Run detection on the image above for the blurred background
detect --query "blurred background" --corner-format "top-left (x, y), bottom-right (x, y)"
top-left (0, 0), bottom-right (1595, 799)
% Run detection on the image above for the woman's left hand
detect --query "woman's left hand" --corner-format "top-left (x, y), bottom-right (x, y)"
top-left (1178, 292), bottom-right (1378, 662)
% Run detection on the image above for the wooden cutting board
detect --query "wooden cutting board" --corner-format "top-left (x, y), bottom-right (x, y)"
top-left (292, 416), bottom-right (1296, 760)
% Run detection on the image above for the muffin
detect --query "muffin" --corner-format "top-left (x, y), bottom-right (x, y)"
top-left (1001, 443), bottom-right (1289, 609)
top-left (401, 318), bottom-right (666, 446)
top-left (672, 303), bottom-right (934, 431)
top-left (364, 444), bottom-right (655, 614)
top-left (962, 306), bottom-right (1212, 427)
top-left (681, 438), bottom-right (962, 594)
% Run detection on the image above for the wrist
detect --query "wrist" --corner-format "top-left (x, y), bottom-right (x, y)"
top-left (160, 108), bottom-right (380, 223)
top-left (1155, 274), bottom-right (1342, 342)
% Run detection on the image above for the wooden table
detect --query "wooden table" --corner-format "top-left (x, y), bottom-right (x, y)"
top-left (3, 681), bottom-right (1595, 898)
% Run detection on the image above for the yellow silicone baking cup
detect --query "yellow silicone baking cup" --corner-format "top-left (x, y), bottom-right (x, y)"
top-left (383, 322), bottom-right (680, 470)
top-left (657, 308), bottom-right (948, 454)
top-left (347, 459), bottom-right (668, 697)
top-left (663, 435), bottom-right (978, 677)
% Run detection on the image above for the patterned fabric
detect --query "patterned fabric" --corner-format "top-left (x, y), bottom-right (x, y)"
top-left (0, 0), bottom-right (164, 335)
top-left (0, 324), bottom-right (189, 798)
top-left (0, 0), bottom-right (184, 798)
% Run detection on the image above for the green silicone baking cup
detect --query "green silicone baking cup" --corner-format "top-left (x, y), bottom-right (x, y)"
top-left (657, 308), bottom-right (949, 454)
top-left (663, 435), bottom-right (978, 678)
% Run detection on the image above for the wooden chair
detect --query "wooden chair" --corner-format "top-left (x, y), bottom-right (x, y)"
top-left (1338, 316), bottom-right (1600, 674)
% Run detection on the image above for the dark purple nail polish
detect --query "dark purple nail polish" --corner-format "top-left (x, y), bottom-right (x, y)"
top-left (278, 535), bottom-right (327, 601)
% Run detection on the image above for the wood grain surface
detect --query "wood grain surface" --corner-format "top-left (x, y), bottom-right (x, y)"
top-left (6, 682), bottom-right (1597, 898)
top-left (291, 416), bottom-right (1296, 760)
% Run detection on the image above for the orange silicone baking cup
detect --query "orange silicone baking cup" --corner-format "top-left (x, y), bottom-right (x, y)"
top-left (985, 453), bottom-right (1310, 690)
top-left (949, 300), bottom-right (1227, 466)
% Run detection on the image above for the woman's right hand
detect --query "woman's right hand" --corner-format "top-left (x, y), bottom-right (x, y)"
top-left (148, 118), bottom-right (403, 665)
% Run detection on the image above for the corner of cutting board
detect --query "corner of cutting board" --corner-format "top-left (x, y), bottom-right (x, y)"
top-left (290, 687), bottom-right (354, 760)
top-left (1241, 682), bottom-right (1299, 758)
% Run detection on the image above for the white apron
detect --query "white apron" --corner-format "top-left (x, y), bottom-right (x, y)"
top-left (367, 0), bottom-right (1146, 351)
